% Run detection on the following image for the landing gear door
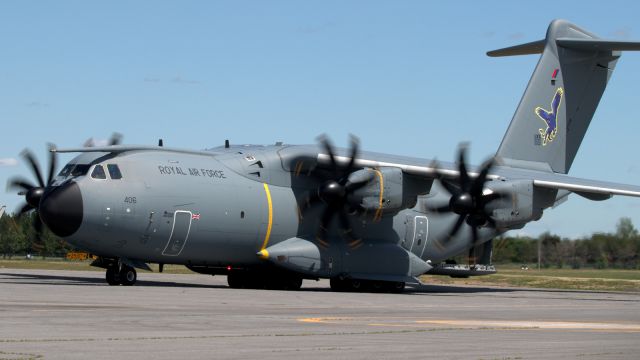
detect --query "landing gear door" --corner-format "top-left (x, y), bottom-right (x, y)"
top-left (162, 210), bottom-right (192, 256)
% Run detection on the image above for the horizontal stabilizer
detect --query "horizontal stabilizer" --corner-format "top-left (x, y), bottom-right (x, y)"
top-left (556, 38), bottom-right (640, 52)
top-left (487, 39), bottom-right (545, 57)
top-left (488, 38), bottom-right (640, 57)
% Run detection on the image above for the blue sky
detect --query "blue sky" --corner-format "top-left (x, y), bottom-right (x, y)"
top-left (1, 1), bottom-right (640, 238)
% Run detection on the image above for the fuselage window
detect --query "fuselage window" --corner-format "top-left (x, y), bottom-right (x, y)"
top-left (91, 165), bottom-right (107, 179)
top-left (107, 164), bottom-right (122, 179)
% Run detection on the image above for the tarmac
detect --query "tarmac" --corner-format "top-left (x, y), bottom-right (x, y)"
top-left (1, 268), bottom-right (639, 360)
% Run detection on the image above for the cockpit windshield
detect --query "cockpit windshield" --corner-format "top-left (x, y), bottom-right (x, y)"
top-left (58, 164), bottom-right (74, 177)
top-left (71, 165), bottom-right (91, 177)
top-left (58, 164), bottom-right (91, 178)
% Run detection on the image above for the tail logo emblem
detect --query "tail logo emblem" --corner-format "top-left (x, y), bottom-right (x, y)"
top-left (535, 87), bottom-right (563, 146)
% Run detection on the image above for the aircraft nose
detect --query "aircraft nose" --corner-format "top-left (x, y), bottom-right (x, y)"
top-left (39, 181), bottom-right (83, 237)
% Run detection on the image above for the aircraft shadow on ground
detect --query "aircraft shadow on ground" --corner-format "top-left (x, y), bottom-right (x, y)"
top-left (0, 271), bottom-right (630, 296)
top-left (0, 272), bottom-right (228, 289)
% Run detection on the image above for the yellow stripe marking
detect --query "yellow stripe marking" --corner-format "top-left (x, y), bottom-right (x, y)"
top-left (373, 169), bottom-right (384, 222)
top-left (260, 183), bottom-right (273, 252)
top-left (258, 249), bottom-right (269, 260)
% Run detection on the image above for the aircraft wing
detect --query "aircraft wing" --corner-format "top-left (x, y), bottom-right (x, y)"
top-left (319, 149), bottom-right (640, 198)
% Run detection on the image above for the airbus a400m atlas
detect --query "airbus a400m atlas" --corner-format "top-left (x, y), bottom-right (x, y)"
top-left (9, 20), bottom-right (640, 292)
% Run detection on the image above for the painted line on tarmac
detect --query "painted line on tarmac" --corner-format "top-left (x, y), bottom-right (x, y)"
top-left (297, 317), bottom-right (640, 332)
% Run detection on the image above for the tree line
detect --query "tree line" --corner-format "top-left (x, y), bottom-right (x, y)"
top-left (1, 211), bottom-right (639, 268)
top-left (491, 217), bottom-right (640, 269)
top-left (0, 212), bottom-right (71, 258)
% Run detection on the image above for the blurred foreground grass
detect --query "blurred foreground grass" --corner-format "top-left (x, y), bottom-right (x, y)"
top-left (422, 265), bottom-right (640, 292)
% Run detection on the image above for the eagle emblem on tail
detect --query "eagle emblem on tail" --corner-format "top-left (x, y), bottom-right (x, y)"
top-left (535, 87), bottom-right (564, 146)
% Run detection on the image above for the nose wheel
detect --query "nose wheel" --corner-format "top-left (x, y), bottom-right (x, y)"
top-left (105, 264), bottom-right (137, 286)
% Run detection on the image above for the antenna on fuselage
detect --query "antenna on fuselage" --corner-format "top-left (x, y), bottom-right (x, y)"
top-left (158, 139), bottom-right (163, 147)
top-left (225, 139), bottom-right (230, 149)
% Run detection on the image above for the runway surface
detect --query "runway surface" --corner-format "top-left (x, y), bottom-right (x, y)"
top-left (1, 268), bottom-right (639, 360)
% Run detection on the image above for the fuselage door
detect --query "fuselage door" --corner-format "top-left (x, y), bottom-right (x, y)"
top-left (162, 210), bottom-right (193, 256)
top-left (404, 215), bottom-right (429, 258)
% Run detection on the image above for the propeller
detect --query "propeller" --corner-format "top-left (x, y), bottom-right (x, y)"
top-left (301, 135), bottom-right (374, 249)
top-left (427, 145), bottom-right (508, 251)
top-left (83, 132), bottom-right (123, 147)
top-left (7, 144), bottom-right (58, 243)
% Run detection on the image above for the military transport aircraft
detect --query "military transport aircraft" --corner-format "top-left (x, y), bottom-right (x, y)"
top-left (8, 20), bottom-right (640, 292)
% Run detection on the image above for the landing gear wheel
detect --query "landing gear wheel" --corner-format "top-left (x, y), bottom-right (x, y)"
top-left (105, 267), bottom-right (120, 286)
top-left (329, 277), bottom-right (350, 292)
top-left (280, 276), bottom-right (302, 291)
top-left (350, 279), bottom-right (363, 291)
top-left (119, 265), bottom-right (137, 286)
top-left (386, 281), bottom-right (405, 293)
top-left (227, 272), bottom-right (247, 289)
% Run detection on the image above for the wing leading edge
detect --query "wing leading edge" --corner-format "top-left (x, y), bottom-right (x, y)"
top-left (317, 151), bottom-right (640, 198)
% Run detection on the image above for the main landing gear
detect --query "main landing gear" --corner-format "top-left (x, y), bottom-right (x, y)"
top-left (330, 277), bottom-right (405, 293)
top-left (105, 263), bottom-right (137, 286)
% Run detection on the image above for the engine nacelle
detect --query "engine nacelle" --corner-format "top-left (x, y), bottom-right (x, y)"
top-left (485, 179), bottom-right (542, 229)
top-left (348, 167), bottom-right (429, 214)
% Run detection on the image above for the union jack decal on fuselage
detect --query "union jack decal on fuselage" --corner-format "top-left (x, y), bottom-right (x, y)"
top-left (535, 87), bottom-right (564, 146)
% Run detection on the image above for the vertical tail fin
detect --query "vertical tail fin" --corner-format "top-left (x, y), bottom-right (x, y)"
top-left (494, 19), bottom-right (640, 174)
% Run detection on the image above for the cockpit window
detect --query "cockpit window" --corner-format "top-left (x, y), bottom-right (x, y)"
top-left (70, 164), bottom-right (91, 177)
top-left (91, 165), bottom-right (107, 179)
top-left (107, 164), bottom-right (122, 179)
top-left (58, 164), bottom-right (91, 178)
top-left (58, 164), bottom-right (74, 177)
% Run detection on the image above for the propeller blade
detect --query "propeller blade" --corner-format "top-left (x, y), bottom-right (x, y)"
top-left (21, 149), bottom-right (45, 188)
top-left (302, 192), bottom-right (322, 211)
top-left (426, 204), bottom-right (452, 214)
top-left (482, 191), bottom-right (507, 203)
top-left (447, 215), bottom-right (466, 240)
top-left (46, 143), bottom-right (57, 185)
top-left (345, 176), bottom-right (372, 192)
top-left (33, 214), bottom-right (43, 235)
top-left (345, 134), bottom-right (360, 172)
top-left (471, 158), bottom-right (495, 197)
top-left (316, 206), bottom-right (335, 242)
top-left (109, 132), bottom-right (123, 146)
top-left (428, 158), bottom-right (441, 178)
top-left (338, 211), bottom-right (354, 238)
top-left (440, 179), bottom-right (461, 197)
top-left (18, 202), bottom-right (34, 215)
top-left (480, 191), bottom-right (509, 208)
top-left (457, 145), bottom-right (470, 191)
top-left (319, 136), bottom-right (338, 174)
top-left (468, 245), bottom-right (477, 266)
top-left (471, 225), bottom-right (479, 246)
top-left (8, 177), bottom-right (35, 192)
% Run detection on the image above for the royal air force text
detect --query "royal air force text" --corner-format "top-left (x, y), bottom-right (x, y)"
top-left (158, 165), bottom-right (226, 179)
